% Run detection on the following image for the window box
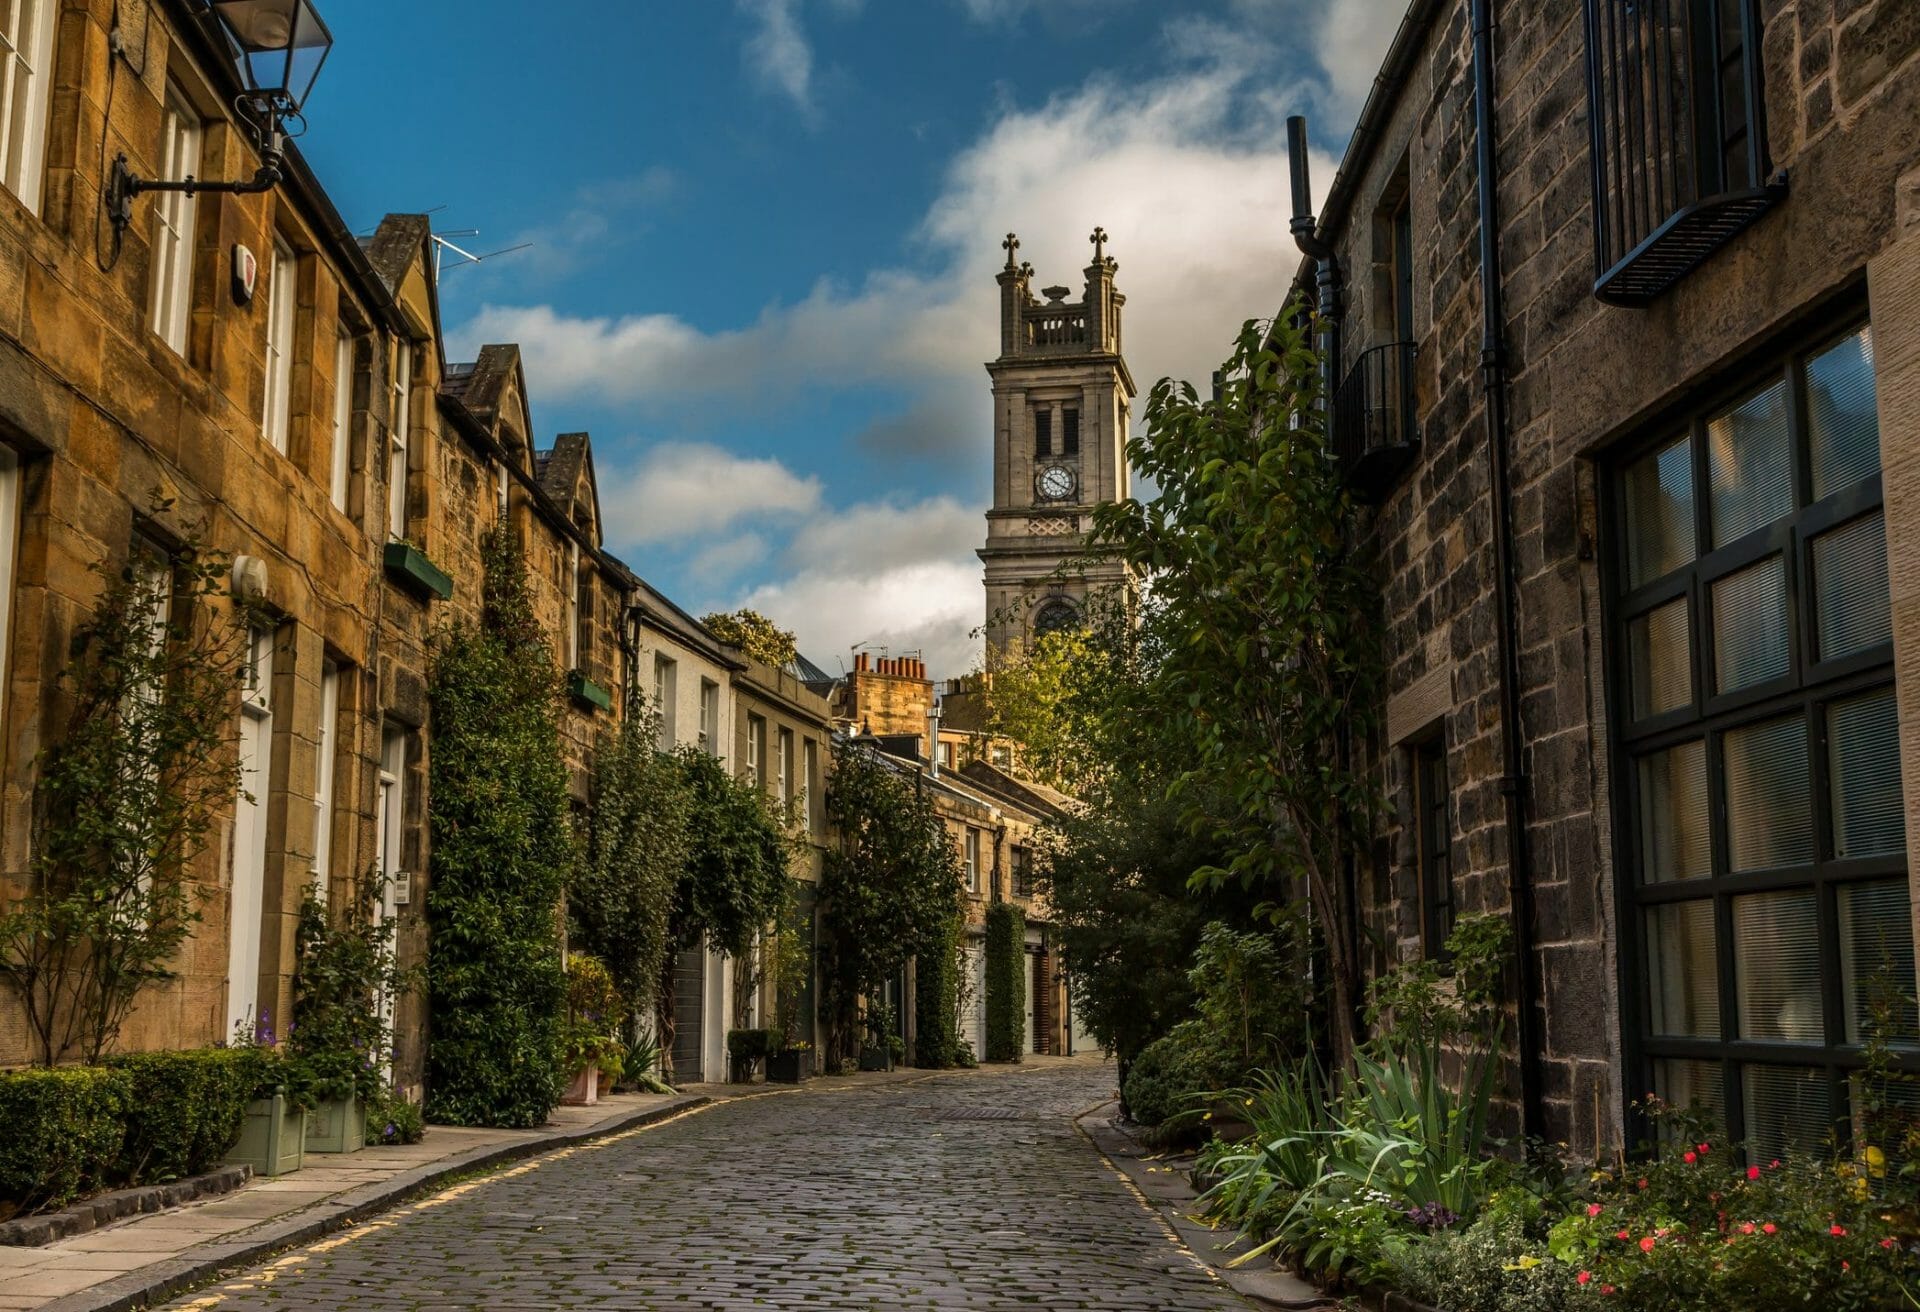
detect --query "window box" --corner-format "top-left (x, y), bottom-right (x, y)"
top-left (568, 669), bottom-right (613, 712)
top-left (383, 540), bottom-right (451, 600)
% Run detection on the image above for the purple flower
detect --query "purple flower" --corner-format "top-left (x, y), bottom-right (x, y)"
top-left (1405, 1203), bottom-right (1459, 1231)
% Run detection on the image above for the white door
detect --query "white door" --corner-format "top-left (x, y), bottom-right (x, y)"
top-left (225, 628), bottom-right (273, 1041)
top-left (963, 939), bottom-right (986, 1058)
top-left (374, 726), bottom-right (406, 1071)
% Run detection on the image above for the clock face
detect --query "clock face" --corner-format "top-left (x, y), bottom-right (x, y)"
top-left (1037, 464), bottom-right (1076, 502)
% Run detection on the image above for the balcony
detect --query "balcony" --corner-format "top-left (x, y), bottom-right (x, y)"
top-left (1331, 342), bottom-right (1419, 502)
top-left (1583, 0), bottom-right (1784, 306)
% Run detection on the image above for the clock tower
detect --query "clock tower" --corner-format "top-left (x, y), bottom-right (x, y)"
top-left (979, 228), bottom-right (1136, 654)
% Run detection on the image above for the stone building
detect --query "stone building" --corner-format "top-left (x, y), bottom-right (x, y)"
top-left (978, 230), bottom-right (1136, 652)
top-left (0, 1), bottom-right (643, 1105)
top-left (1290, 0), bottom-right (1920, 1158)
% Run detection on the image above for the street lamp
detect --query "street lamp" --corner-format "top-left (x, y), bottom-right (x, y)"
top-left (106, 0), bottom-right (333, 234)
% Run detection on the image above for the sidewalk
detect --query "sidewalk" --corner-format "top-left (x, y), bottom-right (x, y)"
top-left (9, 1058), bottom-right (1099, 1312)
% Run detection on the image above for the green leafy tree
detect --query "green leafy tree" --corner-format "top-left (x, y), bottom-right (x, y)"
top-left (1089, 311), bottom-right (1382, 1067)
top-left (0, 520), bottom-right (247, 1065)
top-left (819, 739), bottom-right (962, 1068)
top-left (699, 609), bottom-right (798, 669)
top-left (568, 705), bottom-right (691, 1026)
top-left (980, 621), bottom-right (1122, 797)
top-left (425, 528), bottom-right (572, 1128)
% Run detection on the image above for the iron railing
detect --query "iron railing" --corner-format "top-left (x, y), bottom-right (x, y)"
top-left (1583, 0), bottom-right (1783, 306)
top-left (1332, 341), bottom-right (1419, 501)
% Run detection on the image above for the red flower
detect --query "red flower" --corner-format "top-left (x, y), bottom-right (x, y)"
top-left (1616, 1229), bottom-right (1630, 1241)
top-left (1763, 1223), bottom-right (1777, 1235)
top-left (1831, 1225), bottom-right (1848, 1237)
top-left (1683, 1151), bottom-right (1697, 1164)
top-left (1740, 1223), bottom-right (1755, 1235)
top-left (1577, 1271), bottom-right (1592, 1286)
top-left (1747, 1166), bottom-right (1761, 1180)
top-left (1637, 1178), bottom-right (1649, 1190)
top-left (1883, 1239), bottom-right (1897, 1250)
top-left (1770, 1159), bottom-right (1781, 1169)
top-left (1696, 1143), bottom-right (1711, 1155)
top-left (1587, 1203), bottom-right (1604, 1218)
top-left (1601, 1286), bottom-right (1615, 1295)
top-left (1640, 1236), bottom-right (1657, 1252)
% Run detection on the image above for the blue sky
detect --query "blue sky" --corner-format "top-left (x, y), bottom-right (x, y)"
top-left (297, 0), bottom-right (1399, 675)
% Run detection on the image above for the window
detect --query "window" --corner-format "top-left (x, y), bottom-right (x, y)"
top-left (803, 738), bottom-right (818, 834)
top-left (1062, 408), bottom-right (1079, 456)
top-left (130, 536), bottom-right (173, 703)
top-left (654, 654), bottom-right (678, 743)
top-left (148, 84), bottom-right (200, 354)
top-left (227, 626), bottom-right (275, 1039)
top-left (1012, 846), bottom-right (1031, 899)
top-left (330, 330), bottom-right (353, 511)
top-left (0, 448), bottom-right (15, 728)
top-left (1034, 407), bottom-right (1051, 458)
top-left (1033, 598), bottom-right (1078, 638)
top-left (746, 713), bottom-right (765, 786)
top-left (262, 239), bottom-right (296, 452)
top-left (387, 339), bottom-right (412, 537)
top-left (1611, 323), bottom-right (1909, 1160)
top-left (1583, 0), bottom-right (1777, 305)
top-left (495, 462), bottom-right (509, 524)
top-left (312, 661), bottom-right (339, 900)
top-left (699, 679), bottom-right (718, 756)
top-left (1413, 735), bottom-right (1453, 959)
top-left (964, 828), bottom-right (980, 895)
top-left (374, 724), bottom-right (407, 1066)
top-left (0, 0), bottom-right (57, 215)
top-left (778, 727), bottom-right (793, 806)
top-left (564, 541), bottom-right (580, 669)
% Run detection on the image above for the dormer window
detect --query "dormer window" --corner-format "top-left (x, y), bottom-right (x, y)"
top-left (1584, 0), bottom-right (1780, 306)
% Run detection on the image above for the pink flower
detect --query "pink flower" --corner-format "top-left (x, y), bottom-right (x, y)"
top-left (1577, 1271), bottom-right (1592, 1286)
top-left (1616, 1229), bottom-right (1630, 1241)
top-left (1740, 1223), bottom-right (1755, 1235)
top-left (1640, 1236), bottom-right (1657, 1252)
top-left (1637, 1178), bottom-right (1649, 1190)
top-left (1747, 1166), bottom-right (1761, 1181)
top-left (1763, 1223), bottom-right (1777, 1235)
top-left (1587, 1203), bottom-right (1604, 1217)
top-left (1697, 1143), bottom-right (1711, 1155)
top-left (1770, 1159), bottom-right (1781, 1169)
top-left (1883, 1239), bottom-right (1897, 1250)
top-left (1601, 1285), bottom-right (1615, 1295)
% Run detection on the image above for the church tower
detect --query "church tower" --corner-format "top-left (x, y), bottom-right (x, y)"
top-left (978, 228), bottom-right (1136, 653)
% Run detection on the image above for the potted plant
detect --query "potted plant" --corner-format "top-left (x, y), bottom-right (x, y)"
top-left (224, 1022), bottom-right (311, 1177)
top-left (858, 1004), bottom-right (897, 1072)
top-left (726, 1028), bottom-right (774, 1083)
top-left (288, 886), bottom-right (409, 1155)
top-left (563, 955), bottom-right (627, 1106)
top-left (765, 1040), bottom-right (812, 1084)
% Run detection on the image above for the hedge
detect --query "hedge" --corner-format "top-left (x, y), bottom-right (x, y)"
top-left (983, 902), bottom-right (1026, 1063)
top-left (0, 1068), bottom-right (131, 1213)
top-left (912, 916), bottom-right (964, 1069)
top-left (108, 1048), bottom-right (252, 1184)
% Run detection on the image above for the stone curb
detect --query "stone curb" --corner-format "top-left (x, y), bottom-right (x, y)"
top-left (35, 1094), bottom-right (711, 1312)
top-left (0, 1168), bottom-right (252, 1248)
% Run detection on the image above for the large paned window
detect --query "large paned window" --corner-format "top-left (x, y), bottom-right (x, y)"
top-left (654, 654), bottom-right (677, 744)
top-left (262, 239), bottom-right (295, 452)
top-left (1611, 322), bottom-right (1913, 1161)
top-left (148, 84), bottom-right (201, 354)
top-left (387, 339), bottom-right (412, 537)
top-left (746, 712), bottom-right (765, 787)
top-left (312, 660), bottom-right (339, 900)
top-left (0, 0), bottom-right (57, 215)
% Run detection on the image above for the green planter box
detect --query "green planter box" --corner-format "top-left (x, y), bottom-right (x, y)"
top-left (383, 541), bottom-right (453, 600)
top-left (567, 670), bottom-right (613, 712)
top-left (225, 1093), bottom-right (306, 1177)
top-left (304, 1095), bottom-right (365, 1155)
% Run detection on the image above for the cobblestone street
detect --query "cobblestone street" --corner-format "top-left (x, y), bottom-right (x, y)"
top-left (155, 1061), bottom-right (1248, 1311)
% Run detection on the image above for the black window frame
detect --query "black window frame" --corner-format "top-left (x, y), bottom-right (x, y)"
top-left (1602, 308), bottom-right (1917, 1157)
top-left (1413, 732), bottom-right (1455, 961)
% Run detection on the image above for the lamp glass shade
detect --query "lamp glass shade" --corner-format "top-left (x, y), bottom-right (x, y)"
top-left (210, 0), bottom-right (332, 112)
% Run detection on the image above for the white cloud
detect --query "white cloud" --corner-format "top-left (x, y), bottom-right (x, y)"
top-left (600, 442), bottom-right (822, 545)
top-left (739, 0), bottom-right (815, 113)
top-left (739, 559), bottom-right (982, 680)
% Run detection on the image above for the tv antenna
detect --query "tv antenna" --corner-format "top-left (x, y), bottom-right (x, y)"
top-left (431, 230), bottom-right (533, 279)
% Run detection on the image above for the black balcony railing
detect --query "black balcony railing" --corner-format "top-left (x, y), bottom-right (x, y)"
top-left (1583, 0), bottom-right (1784, 306)
top-left (1331, 341), bottom-right (1418, 502)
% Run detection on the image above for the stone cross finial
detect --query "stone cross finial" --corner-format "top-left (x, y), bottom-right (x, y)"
top-left (1089, 226), bottom-right (1108, 262)
top-left (1002, 232), bottom-right (1020, 270)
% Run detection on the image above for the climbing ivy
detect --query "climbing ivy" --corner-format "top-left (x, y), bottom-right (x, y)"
top-left (984, 902), bottom-right (1026, 1063)
top-left (911, 895), bottom-right (967, 1069)
top-left (425, 528), bottom-right (571, 1128)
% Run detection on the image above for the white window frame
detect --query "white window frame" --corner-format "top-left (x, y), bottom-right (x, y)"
top-left (777, 727), bottom-right (792, 806)
top-left (802, 738), bottom-right (817, 834)
top-left (746, 713), bottom-right (764, 787)
top-left (0, 0), bottom-right (57, 215)
top-left (654, 654), bottom-right (677, 744)
top-left (699, 679), bottom-right (718, 756)
top-left (564, 540), bottom-right (581, 669)
top-left (963, 828), bottom-right (980, 894)
top-left (329, 329), bottom-right (352, 511)
top-left (387, 338), bottom-right (412, 538)
top-left (147, 84), bottom-right (200, 354)
top-left (312, 661), bottom-right (339, 901)
top-left (262, 238), bottom-right (295, 452)
top-left (495, 461), bottom-right (509, 524)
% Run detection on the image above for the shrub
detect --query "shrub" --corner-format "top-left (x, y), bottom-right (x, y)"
top-left (289, 884), bottom-right (406, 1106)
top-left (363, 1086), bottom-right (425, 1147)
top-left (1387, 1191), bottom-right (1578, 1312)
top-left (1121, 1023), bottom-right (1235, 1129)
top-left (0, 1067), bottom-right (131, 1214)
top-left (913, 911), bottom-right (965, 1069)
top-left (107, 1048), bottom-right (251, 1184)
top-left (983, 902), bottom-right (1025, 1063)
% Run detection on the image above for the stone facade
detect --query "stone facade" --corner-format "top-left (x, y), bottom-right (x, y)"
top-left (1305, 0), bottom-right (1920, 1155)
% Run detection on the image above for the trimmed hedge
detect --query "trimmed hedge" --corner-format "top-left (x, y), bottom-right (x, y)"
top-left (983, 902), bottom-right (1026, 1063)
top-left (107, 1048), bottom-right (252, 1184)
top-left (912, 917), bottom-right (963, 1069)
top-left (725, 1029), bottom-right (776, 1061)
top-left (1119, 1023), bottom-right (1237, 1130)
top-left (0, 1068), bottom-right (131, 1213)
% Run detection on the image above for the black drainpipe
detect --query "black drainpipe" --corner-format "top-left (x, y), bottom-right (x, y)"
top-left (1470, 0), bottom-right (1546, 1141)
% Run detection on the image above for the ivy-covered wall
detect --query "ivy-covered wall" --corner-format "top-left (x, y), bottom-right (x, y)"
top-left (983, 902), bottom-right (1025, 1063)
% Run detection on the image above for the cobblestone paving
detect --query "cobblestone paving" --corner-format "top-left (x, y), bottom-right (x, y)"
top-left (158, 1061), bottom-right (1250, 1311)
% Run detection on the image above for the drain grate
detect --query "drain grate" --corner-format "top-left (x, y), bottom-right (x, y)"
top-left (932, 1106), bottom-right (1028, 1121)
